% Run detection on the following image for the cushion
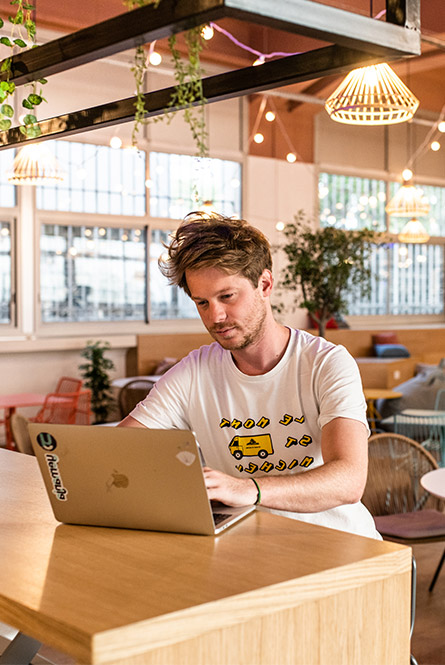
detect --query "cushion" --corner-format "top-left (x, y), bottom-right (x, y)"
top-left (376, 366), bottom-right (445, 419)
top-left (374, 343), bottom-right (411, 358)
top-left (375, 509), bottom-right (445, 539)
top-left (372, 332), bottom-right (399, 345)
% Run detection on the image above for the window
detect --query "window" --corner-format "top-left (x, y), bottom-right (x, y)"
top-left (149, 152), bottom-right (242, 219)
top-left (319, 172), bottom-right (445, 318)
top-left (150, 229), bottom-right (197, 320)
top-left (0, 149), bottom-right (17, 208)
top-left (40, 223), bottom-right (147, 323)
top-left (0, 221), bottom-right (13, 324)
top-left (36, 141), bottom-right (146, 216)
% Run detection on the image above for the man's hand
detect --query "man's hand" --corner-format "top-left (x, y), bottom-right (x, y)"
top-left (203, 467), bottom-right (258, 507)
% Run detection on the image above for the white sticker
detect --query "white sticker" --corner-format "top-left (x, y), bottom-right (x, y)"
top-left (176, 450), bottom-right (196, 466)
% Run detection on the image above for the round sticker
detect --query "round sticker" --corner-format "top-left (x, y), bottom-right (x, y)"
top-left (36, 432), bottom-right (57, 451)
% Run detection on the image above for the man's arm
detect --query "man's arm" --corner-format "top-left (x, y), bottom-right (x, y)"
top-left (203, 417), bottom-right (369, 511)
top-left (117, 414), bottom-right (148, 428)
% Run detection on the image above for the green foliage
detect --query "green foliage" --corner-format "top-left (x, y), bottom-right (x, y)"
top-left (0, 0), bottom-right (47, 138)
top-left (79, 341), bottom-right (116, 424)
top-left (276, 211), bottom-right (381, 337)
top-left (125, 0), bottom-right (208, 159)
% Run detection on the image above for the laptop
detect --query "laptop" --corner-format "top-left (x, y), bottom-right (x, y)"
top-left (28, 423), bottom-right (255, 535)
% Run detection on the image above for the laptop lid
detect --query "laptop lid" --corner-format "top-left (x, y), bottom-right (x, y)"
top-left (28, 423), bottom-right (254, 536)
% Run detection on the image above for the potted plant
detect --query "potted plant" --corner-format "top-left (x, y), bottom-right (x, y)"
top-left (275, 211), bottom-right (381, 338)
top-left (79, 341), bottom-right (116, 424)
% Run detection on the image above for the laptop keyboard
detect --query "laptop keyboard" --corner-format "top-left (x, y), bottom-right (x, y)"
top-left (213, 512), bottom-right (231, 525)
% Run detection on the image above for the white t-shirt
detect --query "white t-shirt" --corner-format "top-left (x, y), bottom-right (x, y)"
top-left (131, 328), bottom-right (380, 539)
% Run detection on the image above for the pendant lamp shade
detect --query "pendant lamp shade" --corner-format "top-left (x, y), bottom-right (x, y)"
top-left (325, 63), bottom-right (419, 126)
top-left (398, 218), bottom-right (430, 244)
top-left (7, 143), bottom-right (65, 185)
top-left (385, 181), bottom-right (430, 218)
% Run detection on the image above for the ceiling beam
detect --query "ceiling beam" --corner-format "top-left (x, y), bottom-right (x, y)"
top-left (1, 0), bottom-right (421, 87)
top-left (0, 45), bottom-right (389, 149)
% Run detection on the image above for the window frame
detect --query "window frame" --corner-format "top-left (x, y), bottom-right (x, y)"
top-left (317, 165), bottom-right (445, 327)
top-left (0, 212), bottom-right (17, 332)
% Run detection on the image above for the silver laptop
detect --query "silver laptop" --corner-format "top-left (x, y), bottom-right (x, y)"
top-left (28, 423), bottom-right (255, 535)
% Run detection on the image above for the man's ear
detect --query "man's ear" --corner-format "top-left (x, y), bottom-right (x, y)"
top-left (259, 269), bottom-right (274, 296)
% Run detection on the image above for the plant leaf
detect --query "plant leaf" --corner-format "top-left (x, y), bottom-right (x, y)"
top-left (22, 98), bottom-right (34, 109)
top-left (0, 118), bottom-right (11, 131)
top-left (1, 104), bottom-right (14, 117)
top-left (23, 113), bottom-right (37, 124)
top-left (13, 38), bottom-right (27, 48)
top-left (0, 37), bottom-right (13, 47)
top-left (28, 93), bottom-right (42, 105)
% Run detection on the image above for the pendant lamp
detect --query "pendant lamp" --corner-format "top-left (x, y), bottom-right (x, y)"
top-left (385, 180), bottom-right (430, 218)
top-left (325, 63), bottom-right (419, 126)
top-left (7, 143), bottom-right (65, 185)
top-left (398, 218), bottom-right (430, 244)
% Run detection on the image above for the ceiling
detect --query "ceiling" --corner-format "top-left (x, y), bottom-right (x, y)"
top-left (0, 0), bottom-right (444, 162)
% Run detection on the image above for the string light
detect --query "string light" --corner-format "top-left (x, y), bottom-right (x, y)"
top-left (265, 111), bottom-right (275, 122)
top-left (286, 152), bottom-right (297, 163)
top-left (431, 140), bottom-right (441, 151)
top-left (254, 132), bottom-right (264, 144)
top-left (201, 25), bottom-right (214, 41)
top-left (147, 41), bottom-right (162, 67)
top-left (109, 136), bottom-right (122, 149)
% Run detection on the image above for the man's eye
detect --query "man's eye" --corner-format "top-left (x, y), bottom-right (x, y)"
top-left (221, 293), bottom-right (233, 300)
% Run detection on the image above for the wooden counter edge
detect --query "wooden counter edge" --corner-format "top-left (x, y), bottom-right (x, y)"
top-left (91, 546), bottom-right (411, 665)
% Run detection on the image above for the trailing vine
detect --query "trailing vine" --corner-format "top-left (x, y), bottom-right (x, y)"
top-left (0, 0), bottom-right (47, 137)
top-left (124, 0), bottom-right (208, 158)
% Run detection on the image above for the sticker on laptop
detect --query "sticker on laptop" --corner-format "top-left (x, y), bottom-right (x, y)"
top-left (36, 432), bottom-right (57, 451)
top-left (176, 450), bottom-right (196, 466)
top-left (44, 453), bottom-right (68, 501)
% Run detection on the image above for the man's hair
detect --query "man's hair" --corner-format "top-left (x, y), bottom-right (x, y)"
top-left (158, 212), bottom-right (272, 296)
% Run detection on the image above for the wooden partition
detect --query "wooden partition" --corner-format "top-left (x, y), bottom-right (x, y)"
top-left (127, 333), bottom-right (213, 376)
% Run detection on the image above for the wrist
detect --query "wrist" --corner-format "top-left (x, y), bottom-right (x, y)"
top-left (251, 478), bottom-right (261, 505)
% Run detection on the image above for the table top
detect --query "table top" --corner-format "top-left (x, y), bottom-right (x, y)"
top-left (0, 449), bottom-right (410, 665)
top-left (364, 389), bottom-right (403, 400)
top-left (421, 468), bottom-right (445, 499)
top-left (111, 375), bottom-right (161, 389)
top-left (0, 392), bottom-right (46, 409)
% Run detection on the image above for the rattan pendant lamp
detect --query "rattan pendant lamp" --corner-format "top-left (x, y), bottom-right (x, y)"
top-left (7, 142), bottom-right (65, 185)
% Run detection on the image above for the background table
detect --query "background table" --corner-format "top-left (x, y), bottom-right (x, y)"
top-left (420, 468), bottom-right (445, 592)
top-left (0, 449), bottom-right (412, 665)
top-left (0, 393), bottom-right (45, 450)
top-left (363, 388), bottom-right (402, 432)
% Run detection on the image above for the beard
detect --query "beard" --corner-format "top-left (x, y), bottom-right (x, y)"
top-left (208, 298), bottom-right (268, 351)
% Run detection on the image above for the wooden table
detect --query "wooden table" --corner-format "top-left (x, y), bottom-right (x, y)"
top-left (0, 449), bottom-right (412, 665)
top-left (0, 392), bottom-right (45, 450)
top-left (364, 388), bottom-right (402, 432)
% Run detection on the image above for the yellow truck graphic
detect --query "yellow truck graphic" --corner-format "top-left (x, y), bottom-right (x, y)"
top-left (229, 434), bottom-right (274, 460)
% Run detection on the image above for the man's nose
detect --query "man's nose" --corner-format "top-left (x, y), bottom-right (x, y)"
top-left (208, 301), bottom-right (227, 323)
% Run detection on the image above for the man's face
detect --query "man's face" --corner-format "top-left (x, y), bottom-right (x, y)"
top-left (186, 266), bottom-right (271, 351)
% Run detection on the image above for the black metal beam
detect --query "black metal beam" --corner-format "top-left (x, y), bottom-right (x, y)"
top-left (0, 45), bottom-right (386, 149)
top-left (1, 0), bottom-right (421, 87)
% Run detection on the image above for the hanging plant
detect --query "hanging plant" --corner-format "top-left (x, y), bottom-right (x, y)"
top-left (0, 0), bottom-right (47, 137)
top-left (124, 0), bottom-right (208, 158)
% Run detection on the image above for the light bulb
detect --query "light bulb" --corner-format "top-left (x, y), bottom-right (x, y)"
top-left (148, 51), bottom-right (162, 66)
top-left (110, 136), bottom-right (122, 149)
top-left (276, 221), bottom-right (285, 231)
top-left (286, 152), bottom-right (297, 163)
top-left (438, 121), bottom-right (445, 133)
top-left (265, 111), bottom-right (275, 122)
top-left (254, 133), bottom-right (264, 144)
top-left (402, 168), bottom-right (413, 182)
top-left (145, 178), bottom-right (153, 189)
top-left (201, 25), bottom-right (214, 40)
top-left (431, 140), bottom-right (441, 151)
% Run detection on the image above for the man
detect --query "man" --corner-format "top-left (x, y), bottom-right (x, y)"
top-left (120, 212), bottom-right (379, 538)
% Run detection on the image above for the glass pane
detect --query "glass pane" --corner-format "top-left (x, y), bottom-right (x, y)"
top-left (345, 243), bottom-right (389, 315)
top-left (36, 141), bottom-right (146, 216)
top-left (0, 221), bottom-right (12, 324)
top-left (40, 223), bottom-right (147, 322)
top-left (389, 243), bottom-right (444, 315)
top-left (150, 229), bottom-right (198, 320)
top-left (149, 152), bottom-right (242, 219)
top-left (388, 183), bottom-right (445, 238)
top-left (319, 172), bottom-right (386, 231)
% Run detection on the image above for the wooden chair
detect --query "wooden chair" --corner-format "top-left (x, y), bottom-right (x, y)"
top-left (118, 379), bottom-right (155, 419)
top-left (363, 433), bottom-right (445, 592)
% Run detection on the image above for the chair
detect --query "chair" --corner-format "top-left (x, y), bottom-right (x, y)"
top-left (393, 412), bottom-right (445, 466)
top-left (10, 413), bottom-right (33, 455)
top-left (118, 379), bottom-right (155, 419)
top-left (363, 433), bottom-right (445, 593)
top-left (434, 388), bottom-right (445, 411)
top-left (33, 389), bottom-right (92, 426)
top-left (54, 376), bottom-right (83, 394)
